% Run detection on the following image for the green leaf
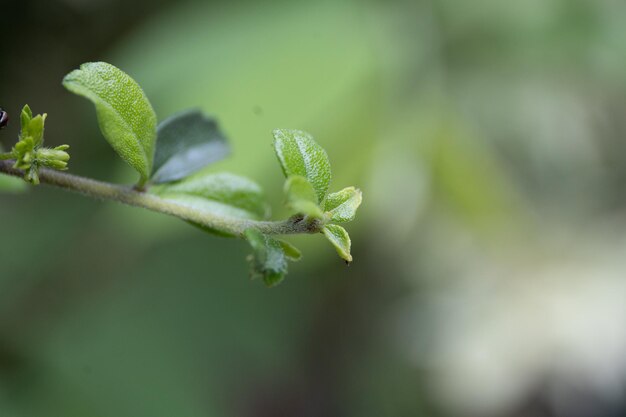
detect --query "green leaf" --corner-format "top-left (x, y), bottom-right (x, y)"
top-left (0, 145), bottom-right (27, 192)
top-left (19, 105), bottom-right (46, 147)
top-left (244, 229), bottom-right (288, 287)
top-left (10, 106), bottom-right (70, 184)
top-left (152, 171), bottom-right (270, 223)
top-left (284, 175), bottom-right (323, 218)
top-left (273, 129), bottom-right (331, 203)
top-left (277, 239), bottom-right (302, 261)
top-left (20, 104), bottom-right (32, 128)
top-left (323, 224), bottom-right (352, 264)
top-left (0, 174), bottom-right (27, 192)
top-left (151, 109), bottom-right (230, 184)
top-left (23, 114), bottom-right (46, 146)
top-left (63, 62), bottom-right (157, 184)
top-left (324, 187), bottom-right (362, 223)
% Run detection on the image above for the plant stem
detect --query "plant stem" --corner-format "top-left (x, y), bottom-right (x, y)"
top-left (0, 160), bottom-right (321, 237)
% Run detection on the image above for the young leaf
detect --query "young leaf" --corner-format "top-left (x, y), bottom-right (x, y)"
top-left (284, 175), bottom-right (324, 218)
top-left (36, 145), bottom-right (70, 171)
top-left (20, 104), bottom-right (32, 129)
top-left (323, 224), bottom-right (352, 263)
top-left (10, 106), bottom-right (70, 184)
top-left (245, 229), bottom-right (288, 287)
top-left (20, 105), bottom-right (46, 146)
top-left (277, 239), bottom-right (302, 261)
top-left (151, 172), bottom-right (270, 221)
top-left (324, 187), bottom-right (362, 223)
top-left (151, 109), bottom-right (230, 184)
top-left (273, 129), bottom-right (331, 202)
top-left (62, 62), bottom-right (157, 184)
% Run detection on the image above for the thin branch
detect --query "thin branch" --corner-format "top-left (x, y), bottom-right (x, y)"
top-left (0, 160), bottom-right (321, 237)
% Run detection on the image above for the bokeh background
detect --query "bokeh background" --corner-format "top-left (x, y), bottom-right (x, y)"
top-left (2, 0), bottom-right (626, 416)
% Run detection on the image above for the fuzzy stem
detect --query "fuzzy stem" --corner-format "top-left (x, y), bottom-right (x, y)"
top-left (0, 160), bottom-right (321, 236)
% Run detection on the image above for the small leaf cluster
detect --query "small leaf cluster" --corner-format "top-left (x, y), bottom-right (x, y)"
top-left (245, 129), bottom-right (362, 286)
top-left (7, 105), bottom-right (70, 184)
top-left (1, 61), bottom-right (362, 286)
top-left (274, 129), bottom-right (361, 262)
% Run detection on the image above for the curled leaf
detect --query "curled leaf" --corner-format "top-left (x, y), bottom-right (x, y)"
top-left (324, 186), bottom-right (362, 223)
top-left (273, 129), bottom-right (331, 202)
top-left (277, 239), bottom-right (302, 261)
top-left (63, 62), bottom-right (157, 184)
top-left (323, 224), bottom-right (352, 263)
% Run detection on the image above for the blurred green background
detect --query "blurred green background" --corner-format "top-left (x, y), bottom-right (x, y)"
top-left (2, 0), bottom-right (626, 416)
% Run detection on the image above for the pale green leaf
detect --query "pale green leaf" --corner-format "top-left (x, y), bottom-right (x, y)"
top-left (0, 174), bottom-right (27, 192)
top-left (152, 172), bottom-right (270, 221)
top-left (277, 239), bottom-right (302, 261)
top-left (19, 105), bottom-right (46, 146)
top-left (324, 187), bottom-right (362, 223)
top-left (152, 109), bottom-right (230, 183)
top-left (244, 229), bottom-right (288, 287)
top-left (273, 129), bottom-right (331, 202)
top-left (25, 115), bottom-right (45, 146)
top-left (63, 62), bottom-right (157, 184)
top-left (20, 104), bottom-right (32, 129)
top-left (284, 175), bottom-right (323, 218)
top-left (323, 224), bottom-right (352, 264)
top-left (0, 144), bottom-right (27, 192)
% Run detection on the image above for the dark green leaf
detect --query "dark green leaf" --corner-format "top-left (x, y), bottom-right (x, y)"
top-left (324, 186), bottom-right (362, 223)
top-left (323, 224), bottom-right (352, 263)
top-left (244, 229), bottom-right (288, 287)
top-left (273, 129), bottom-right (331, 202)
top-left (151, 109), bottom-right (230, 184)
top-left (63, 62), bottom-right (157, 184)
